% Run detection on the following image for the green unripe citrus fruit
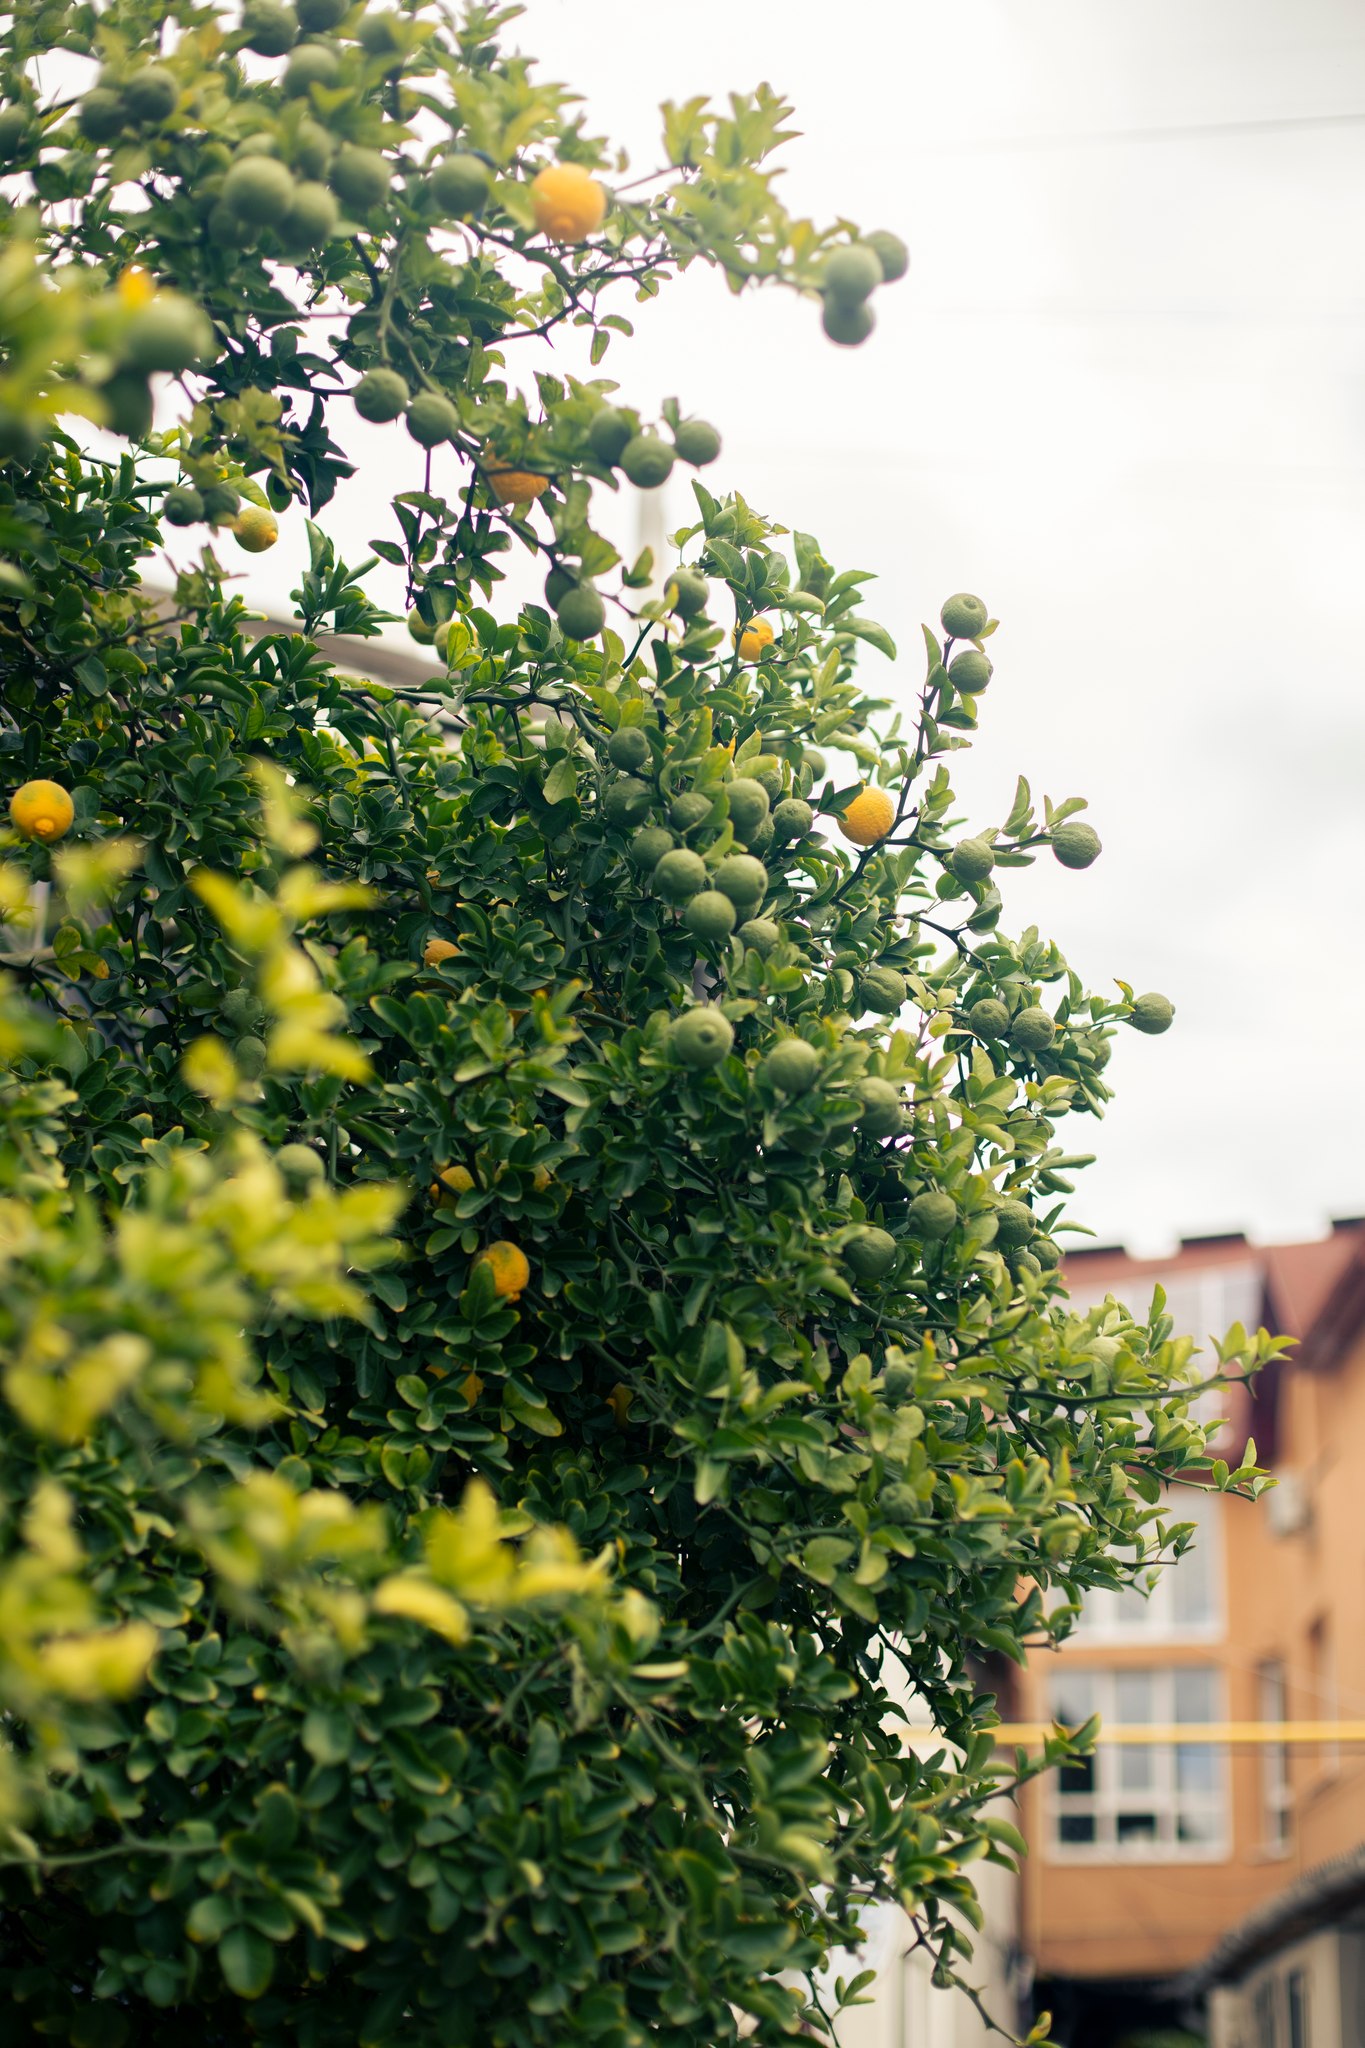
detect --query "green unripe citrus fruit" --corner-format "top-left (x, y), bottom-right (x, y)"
top-left (966, 998), bottom-right (1010, 1039)
top-left (353, 368), bottom-right (409, 422)
top-left (724, 778), bottom-right (769, 841)
top-left (620, 433), bottom-right (674, 489)
top-left (822, 297), bottom-right (874, 346)
top-left (602, 776), bottom-right (652, 826)
top-left (1053, 822), bottom-right (1102, 870)
top-left (355, 9), bottom-right (403, 54)
top-left (666, 567), bottom-right (708, 618)
top-left (652, 847), bottom-right (708, 903)
top-left (738, 916), bottom-right (781, 956)
top-left (684, 889), bottom-right (736, 942)
top-left (124, 64), bottom-right (178, 124)
top-left (860, 966), bottom-right (906, 1015)
top-left (405, 393), bottom-right (460, 447)
top-left (430, 152), bottom-right (492, 219)
top-left (120, 294), bottom-right (214, 374)
top-left (206, 202), bottom-right (259, 249)
top-left (822, 243), bottom-right (883, 305)
top-left (223, 155), bottom-right (296, 223)
top-left (99, 372), bottom-right (153, 439)
top-left (0, 106), bottom-right (31, 161)
top-left (222, 988), bottom-right (264, 1031)
top-left (278, 179), bottom-right (340, 249)
top-left (994, 1200), bottom-right (1035, 1250)
top-left (296, 0), bottom-right (345, 25)
top-left (713, 853), bottom-right (768, 909)
top-left (283, 41), bottom-right (341, 95)
top-left (762, 1038), bottom-right (820, 1094)
top-left (746, 814), bottom-right (775, 856)
top-left (949, 836), bottom-right (995, 883)
top-left (277, 1141), bottom-right (324, 1183)
top-left (587, 407), bottom-right (633, 465)
top-left (949, 649), bottom-right (993, 693)
top-left (200, 484), bottom-right (241, 522)
top-left (844, 1225), bottom-right (897, 1281)
top-left (543, 564), bottom-right (576, 610)
top-left (771, 797), bottom-right (813, 841)
top-left (556, 583), bottom-right (605, 639)
top-left (629, 824), bottom-right (675, 870)
top-left (856, 1077), bottom-right (903, 1137)
top-left (78, 89), bottom-right (127, 143)
top-left (162, 484), bottom-right (204, 526)
top-left (802, 747), bottom-right (828, 781)
top-left (406, 609), bottom-right (435, 644)
top-left (867, 229), bottom-right (910, 283)
top-left (1033, 1238), bottom-right (1061, 1271)
top-left (330, 145), bottom-right (390, 211)
top-left (747, 755), bottom-right (784, 802)
top-left (941, 592), bottom-right (988, 640)
top-left (881, 1481), bottom-right (918, 1525)
top-left (293, 119), bottom-right (334, 179)
top-left (672, 419), bottom-right (721, 467)
top-left (607, 726), bottom-right (650, 773)
top-left (908, 1190), bottom-right (957, 1240)
top-left (241, 2), bottom-right (298, 55)
top-left (1129, 991), bottom-right (1175, 1035)
top-left (669, 791), bottom-right (712, 835)
top-left (1011, 1250), bottom-right (1043, 1284)
top-left (236, 1034), bottom-right (268, 1078)
top-left (669, 1007), bottom-right (733, 1070)
top-left (1010, 1006), bottom-right (1056, 1053)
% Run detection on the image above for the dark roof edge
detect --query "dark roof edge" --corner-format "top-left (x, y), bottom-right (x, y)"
top-left (1294, 1250), bottom-right (1365, 1373)
top-left (1169, 1839), bottom-right (1365, 1997)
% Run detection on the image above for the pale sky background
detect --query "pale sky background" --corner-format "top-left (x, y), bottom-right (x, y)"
top-left (216, 0), bottom-right (1365, 1257)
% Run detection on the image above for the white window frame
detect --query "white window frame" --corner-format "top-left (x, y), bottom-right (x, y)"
top-left (1047, 1664), bottom-right (1229, 1864)
top-left (1067, 1486), bottom-right (1223, 1647)
top-left (1259, 1658), bottom-right (1292, 1855)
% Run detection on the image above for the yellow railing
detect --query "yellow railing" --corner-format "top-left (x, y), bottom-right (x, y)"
top-left (987, 1720), bottom-right (1365, 1747)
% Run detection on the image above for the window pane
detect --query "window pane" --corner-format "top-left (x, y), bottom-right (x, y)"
top-left (1171, 1534), bottom-right (1214, 1627)
top-left (1060, 1753), bottom-right (1096, 1795)
top-left (1119, 1745), bottom-right (1155, 1791)
top-left (1051, 1673), bottom-right (1095, 1725)
top-left (1116, 1670), bottom-right (1153, 1722)
top-left (1176, 1806), bottom-right (1222, 1845)
top-left (1175, 1667), bottom-right (1217, 1722)
top-left (1176, 1742), bottom-right (1217, 1794)
top-left (1059, 1812), bottom-right (1096, 1844)
top-left (1287, 1970), bottom-right (1307, 2048)
top-left (1116, 1811), bottom-right (1158, 1844)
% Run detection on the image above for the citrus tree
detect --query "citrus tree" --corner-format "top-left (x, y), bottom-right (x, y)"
top-left (0, 3), bottom-right (1281, 2044)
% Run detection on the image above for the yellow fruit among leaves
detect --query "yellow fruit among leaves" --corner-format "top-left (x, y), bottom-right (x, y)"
top-left (10, 778), bottom-right (74, 842)
top-left (735, 616), bottom-right (774, 663)
top-left (837, 784), bottom-right (896, 847)
top-left (232, 505), bottom-right (279, 553)
top-left (475, 1240), bottom-right (531, 1301)
top-left (431, 1163), bottom-right (475, 1203)
top-left (116, 264), bottom-right (156, 309)
top-left (530, 161), bottom-right (607, 242)
top-left (423, 937), bottom-right (459, 968)
top-left (484, 453), bottom-right (551, 507)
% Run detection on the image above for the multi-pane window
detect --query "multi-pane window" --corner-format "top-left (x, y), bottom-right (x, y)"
top-left (1071, 1485), bottom-right (1221, 1642)
top-left (1048, 1665), bottom-right (1226, 1859)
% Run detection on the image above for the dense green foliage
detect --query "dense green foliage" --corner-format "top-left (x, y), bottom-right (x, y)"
top-left (0, 3), bottom-right (1281, 2044)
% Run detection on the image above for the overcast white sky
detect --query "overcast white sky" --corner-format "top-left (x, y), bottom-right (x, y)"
top-left (230, 0), bottom-right (1365, 1257)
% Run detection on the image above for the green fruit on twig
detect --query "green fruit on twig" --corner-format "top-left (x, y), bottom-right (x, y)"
top-left (1009, 1006), bottom-right (1055, 1053)
top-left (949, 649), bottom-right (993, 693)
top-left (543, 564), bottom-right (575, 610)
top-left (762, 1039), bottom-right (820, 1094)
top-left (99, 372), bottom-right (153, 439)
top-left (283, 41), bottom-right (342, 95)
top-left (724, 778), bottom-right (769, 841)
top-left (684, 890), bottom-right (737, 942)
top-left (293, 119), bottom-right (333, 179)
top-left (669, 791), bottom-right (712, 835)
top-left (236, 1034), bottom-right (268, 1079)
top-left (222, 988), bottom-right (264, 1032)
top-left (356, 9), bottom-right (403, 54)
top-left (822, 244), bottom-right (882, 304)
top-left (737, 916), bottom-right (780, 956)
top-left (241, 1), bottom-right (297, 55)
top-left (629, 825), bottom-right (674, 870)
top-left (771, 797), bottom-right (813, 841)
top-left (0, 106), bottom-right (32, 161)
top-left (330, 145), bottom-right (391, 212)
top-left (652, 847), bottom-right (708, 902)
top-left (120, 295), bottom-right (214, 374)
top-left (1033, 1238), bottom-right (1061, 1271)
top-left (353, 368), bottom-right (410, 423)
top-left (822, 297), bottom-right (874, 347)
top-left (162, 484), bottom-right (204, 526)
top-left (124, 64), bottom-right (178, 124)
top-left (223, 155), bottom-right (296, 223)
top-left (994, 1200), bottom-right (1034, 1250)
top-left (966, 998), bottom-right (1009, 1040)
top-left (78, 89), bottom-right (127, 143)
top-left (588, 407), bottom-right (633, 465)
top-left (844, 1225), bottom-right (897, 1281)
top-left (200, 484), bottom-right (241, 522)
top-left (713, 853), bottom-right (768, 909)
top-left (556, 583), bottom-right (605, 639)
top-left (406, 393), bottom-right (460, 447)
top-left (867, 229), bottom-right (910, 283)
top-left (1053, 822), bottom-right (1102, 870)
top-left (607, 726), bottom-right (650, 773)
top-left (669, 1007), bottom-right (734, 1070)
top-left (1011, 1250), bottom-right (1042, 1284)
top-left (277, 1142), bottom-right (324, 1183)
top-left (908, 1190), bottom-right (956, 1240)
top-left (666, 567), bottom-right (708, 618)
top-left (1129, 991), bottom-right (1174, 1035)
top-left (603, 776), bottom-right (652, 826)
top-left (948, 837), bottom-right (994, 883)
top-left (406, 609), bottom-right (434, 644)
top-left (941, 592), bottom-right (988, 640)
top-left (856, 1077), bottom-right (903, 1137)
top-left (620, 433), bottom-right (674, 489)
top-left (880, 1481), bottom-right (918, 1524)
top-left (801, 746), bottom-right (827, 781)
top-left (278, 180), bottom-right (340, 250)
top-left (296, 0), bottom-right (345, 26)
top-left (672, 419), bottom-right (721, 467)
top-left (860, 967), bottom-right (906, 1016)
top-left (746, 755), bottom-right (784, 802)
top-left (430, 153), bottom-right (492, 219)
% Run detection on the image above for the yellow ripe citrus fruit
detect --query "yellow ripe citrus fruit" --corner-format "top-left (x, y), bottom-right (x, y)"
top-left (838, 785), bottom-right (897, 847)
top-left (232, 505), bottom-right (279, 553)
top-left (459, 1369), bottom-right (484, 1405)
top-left (430, 1163), bottom-right (475, 1203)
top-left (475, 1240), bottom-right (531, 1301)
top-left (484, 451), bottom-right (550, 507)
top-left (116, 264), bottom-right (156, 308)
top-left (10, 779), bottom-right (74, 842)
top-left (530, 162), bottom-right (607, 242)
top-left (605, 1382), bottom-right (633, 1429)
top-left (531, 1165), bottom-right (552, 1193)
top-left (424, 937), bottom-right (459, 967)
top-left (735, 617), bottom-right (775, 662)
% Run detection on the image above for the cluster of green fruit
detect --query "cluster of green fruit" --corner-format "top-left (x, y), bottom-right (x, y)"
top-left (75, 61), bottom-right (182, 143)
top-left (239, 0), bottom-right (405, 57)
top-left (819, 230), bottom-right (910, 347)
top-left (584, 406), bottom-right (722, 489)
